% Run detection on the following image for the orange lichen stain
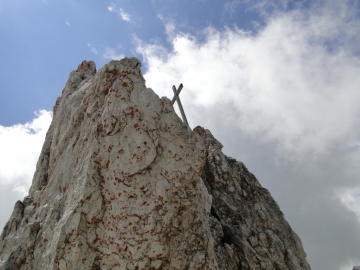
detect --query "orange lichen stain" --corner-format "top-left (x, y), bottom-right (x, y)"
top-left (133, 214), bottom-right (142, 219)
top-left (105, 160), bottom-right (110, 169)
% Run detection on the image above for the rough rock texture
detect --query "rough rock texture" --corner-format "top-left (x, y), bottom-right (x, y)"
top-left (0, 58), bottom-right (310, 270)
top-left (194, 127), bottom-right (311, 269)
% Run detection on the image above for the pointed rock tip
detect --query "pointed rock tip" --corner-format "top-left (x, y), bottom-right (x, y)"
top-left (103, 57), bottom-right (142, 72)
top-left (193, 125), bottom-right (223, 150)
top-left (76, 60), bottom-right (96, 75)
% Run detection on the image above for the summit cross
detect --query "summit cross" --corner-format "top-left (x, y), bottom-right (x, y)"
top-left (171, 83), bottom-right (189, 127)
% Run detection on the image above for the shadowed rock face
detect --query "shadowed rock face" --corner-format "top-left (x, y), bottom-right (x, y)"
top-left (0, 58), bottom-right (310, 270)
top-left (194, 127), bottom-right (311, 270)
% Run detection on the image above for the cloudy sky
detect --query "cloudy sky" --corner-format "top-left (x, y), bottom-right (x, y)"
top-left (1, 0), bottom-right (360, 269)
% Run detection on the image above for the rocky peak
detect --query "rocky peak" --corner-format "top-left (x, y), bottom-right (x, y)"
top-left (0, 58), bottom-right (310, 269)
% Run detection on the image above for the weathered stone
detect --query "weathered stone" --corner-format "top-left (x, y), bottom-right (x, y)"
top-left (0, 58), bottom-right (311, 270)
top-left (194, 126), bottom-right (311, 269)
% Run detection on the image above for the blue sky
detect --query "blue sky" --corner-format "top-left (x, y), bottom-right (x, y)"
top-left (0, 0), bottom-right (263, 126)
top-left (1, 1), bottom-right (360, 269)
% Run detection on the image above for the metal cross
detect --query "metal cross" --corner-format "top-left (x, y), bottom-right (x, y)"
top-left (171, 83), bottom-right (189, 127)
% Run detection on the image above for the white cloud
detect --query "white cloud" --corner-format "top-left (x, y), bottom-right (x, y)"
top-left (224, 0), bottom-right (242, 16)
top-left (137, 1), bottom-right (360, 160)
top-left (119, 8), bottom-right (130, 22)
top-left (338, 187), bottom-right (360, 222)
top-left (0, 110), bottom-right (52, 189)
top-left (103, 47), bottom-right (125, 60)
top-left (107, 3), bottom-right (114, 12)
top-left (0, 110), bottom-right (52, 229)
top-left (157, 13), bottom-right (177, 41)
top-left (107, 3), bottom-right (131, 22)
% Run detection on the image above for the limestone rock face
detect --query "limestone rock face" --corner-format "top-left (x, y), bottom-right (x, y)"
top-left (0, 58), bottom-right (311, 270)
top-left (0, 58), bottom-right (216, 270)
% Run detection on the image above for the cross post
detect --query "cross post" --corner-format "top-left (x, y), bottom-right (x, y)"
top-left (171, 83), bottom-right (189, 127)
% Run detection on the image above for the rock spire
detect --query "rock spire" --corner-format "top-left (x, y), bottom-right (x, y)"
top-left (0, 58), bottom-right (311, 269)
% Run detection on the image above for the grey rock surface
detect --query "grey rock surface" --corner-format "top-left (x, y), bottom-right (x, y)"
top-left (194, 126), bottom-right (311, 269)
top-left (0, 58), bottom-right (311, 269)
top-left (353, 266), bottom-right (360, 270)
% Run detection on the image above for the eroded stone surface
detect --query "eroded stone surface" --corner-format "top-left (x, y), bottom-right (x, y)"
top-left (0, 58), bottom-right (311, 270)
top-left (194, 126), bottom-right (311, 270)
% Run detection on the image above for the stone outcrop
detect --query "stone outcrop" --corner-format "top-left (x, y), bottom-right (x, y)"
top-left (0, 58), bottom-right (311, 269)
top-left (194, 127), bottom-right (311, 269)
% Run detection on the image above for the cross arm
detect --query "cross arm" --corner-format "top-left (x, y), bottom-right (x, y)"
top-left (171, 83), bottom-right (183, 105)
top-left (172, 84), bottom-right (189, 127)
